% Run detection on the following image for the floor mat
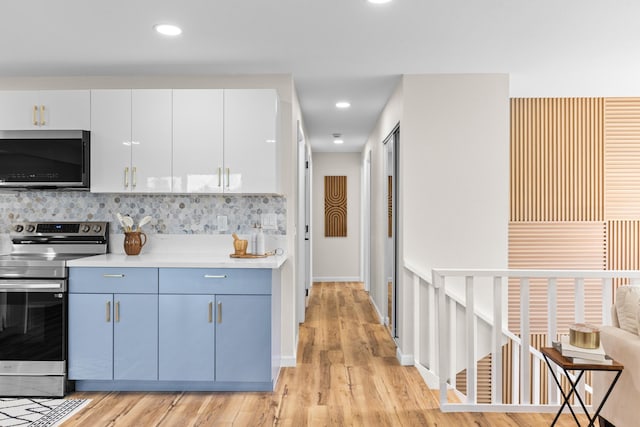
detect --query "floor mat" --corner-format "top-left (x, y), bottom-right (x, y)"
top-left (0, 398), bottom-right (89, 427)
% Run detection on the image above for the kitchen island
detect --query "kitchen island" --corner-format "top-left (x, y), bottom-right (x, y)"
top-left (66, 244), bottom-right (286, 393)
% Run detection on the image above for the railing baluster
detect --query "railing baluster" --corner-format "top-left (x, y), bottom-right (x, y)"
top-left (427, 279), bottom-right (436, 369)
top-left (520, 277), bottom-right (530, 405)
top-left (449, 297), bottom-right (457, 392)
top-left (512, 340), bottom-right (520, 404)
top-left (602, 277), bottom-right (613, 326)
top-left (465, 276), bottom-right (476, 404)
top-left (547, 277), bottom-right (558, 404)
top-left (492, 276), bottom-right (503, 404)
top-left (575, 277), bottom-right (585, 323)
top-left (434, 271), bottom-right (449, 408)
top-left (413, 273), bottom-right (421, 365)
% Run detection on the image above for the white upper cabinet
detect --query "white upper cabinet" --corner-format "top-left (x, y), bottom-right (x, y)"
top-left (172, 90), bottom-right (224, 193)
top-left (223, 89), bottom-right (278, 194)
top-left (90, 89), bottom-right (172, 193)
top-left (0, 90), bottom-right (90, 130)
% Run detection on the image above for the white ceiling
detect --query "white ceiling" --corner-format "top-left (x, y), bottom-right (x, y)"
top-left (2, 0), bottom-right (640, 152)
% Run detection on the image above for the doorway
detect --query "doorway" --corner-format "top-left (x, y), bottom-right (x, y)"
top-left (384, 126), bottom-right (399, 339)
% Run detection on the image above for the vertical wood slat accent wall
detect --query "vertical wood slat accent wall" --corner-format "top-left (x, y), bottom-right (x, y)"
top-left (605, 98), bottom-right (640, 219)
top-left (510, 98), bottom-right (604, 222)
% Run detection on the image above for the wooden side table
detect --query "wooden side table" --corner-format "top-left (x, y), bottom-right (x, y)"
top-left (541, 347), bottom-right (623, 427)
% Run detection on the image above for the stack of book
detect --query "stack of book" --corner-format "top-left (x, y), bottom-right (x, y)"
top-left (552, 336), bottom-right (612, 365)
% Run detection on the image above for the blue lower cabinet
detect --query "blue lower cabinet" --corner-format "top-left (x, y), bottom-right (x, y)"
top-left (68, 293), bottom-right (158, 381)
top-left (69, 293), bottom-right (114, 380)
top-left (215, 295), bottom-right (271, 383)
top-left (159, 294), bottom-right (215, 381)
top-left (114, 294), bottom-right (158, 381)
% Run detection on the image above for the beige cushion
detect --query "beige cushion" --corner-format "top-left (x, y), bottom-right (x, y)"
top-left (615, 286), bottom-right (640, 335)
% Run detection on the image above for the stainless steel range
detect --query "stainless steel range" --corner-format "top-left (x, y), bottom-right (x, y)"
top-left (0, 221), bottom-right (108, 396)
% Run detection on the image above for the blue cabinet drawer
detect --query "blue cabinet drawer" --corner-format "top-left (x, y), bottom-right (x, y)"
top-left (69, 267), bottom-right (158, 293)
top-left (159, 268), bottom-right (271, 294)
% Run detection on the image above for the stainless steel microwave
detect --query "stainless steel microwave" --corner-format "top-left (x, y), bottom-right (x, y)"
top-left (0, 130), bottom-right (90, 189)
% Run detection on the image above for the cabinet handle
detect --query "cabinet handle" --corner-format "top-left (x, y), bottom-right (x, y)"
top-left (103, 274), bottom-right (125, 278)
top-left (33, 105), bottom-right (38, 126)
top-left (225, 168), bottom-right (230, 188)
top-left (124, 167), bottom-right (129, 188)
top-left (218, 167), bottom-right (222, 187)
top-left (217, 301), bottom-right (222, 324)
top-left (204, 274), bottom-right (227, 279)
top-left (208, 302), bottom-right (213, 323)
top-left (115, 301), bottom-right (120, 322)
top-left (106, 301), bottom-right (111, 322)
top-left (40, 105), bottom-right (45, 125)
top-left (132, 167), bottom-right (137, 188)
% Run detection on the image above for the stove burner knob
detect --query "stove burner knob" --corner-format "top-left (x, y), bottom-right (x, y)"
top-left (80, 224), bottom-right (90, 233)
top-left (14, 224), bottom-right (24, 232)
top-left (25, 224), bottom-right (36, 233)
top-left (93, 225), bottom-right (102, 233)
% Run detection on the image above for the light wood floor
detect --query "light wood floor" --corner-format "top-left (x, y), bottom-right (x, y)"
top-left (64, 282), bottom-right (587, 426)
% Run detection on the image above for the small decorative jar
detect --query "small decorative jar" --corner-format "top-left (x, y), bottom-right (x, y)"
top-left (124, 231), bottom-right (147, 256)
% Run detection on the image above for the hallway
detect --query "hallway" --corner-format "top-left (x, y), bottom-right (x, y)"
top-left (65, 282), bottom-right (586, 426)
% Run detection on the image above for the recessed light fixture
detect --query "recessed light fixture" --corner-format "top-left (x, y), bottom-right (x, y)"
top-left (335, 101), bottom-right (351, 109)
top-left (154, 24), bottom-right (182, 36)
top-left (332, 133), bottom-right (344, 144)
top-left (368, 0), bottom-right (393, 4)
top-left (333, 139), bottom-right (344, 145)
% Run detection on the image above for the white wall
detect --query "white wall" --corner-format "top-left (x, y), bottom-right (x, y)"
top-left (312, 152), bottom-right (361, 281)
top-left (363, 74), bottom-right (510, 362)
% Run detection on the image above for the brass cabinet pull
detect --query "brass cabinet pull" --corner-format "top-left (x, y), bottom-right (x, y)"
top-left (124, 167), bottom-right (129, 188)
top-left (103, 274), bottom-right (125, 278)
top-left (132, 167), bottom-right (137, 188)
top-left (33, 105), bottom-right (38, 126)
top-left (225, 168), bottom-right (230, 188)
top-left (204, 274), bottom-right (227, 279)
top-left (217, 301), bottom-right (222, 324)
top-left (115, 301), bottom-right (120, 322)
top-left (106, 301), bottom-right (111, 322)
top-left (218, 167), bottom-right (222, 187)
top-left (40, 105), bottom-right (45, 125)
top-left (208, 302), bottom-right (213, 323)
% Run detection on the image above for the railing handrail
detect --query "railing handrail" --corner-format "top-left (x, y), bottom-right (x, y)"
top-left (433, 268), bottom-right (640, 279)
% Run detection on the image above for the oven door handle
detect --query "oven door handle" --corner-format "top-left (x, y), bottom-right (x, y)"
top-left (0, 283), bottom-right (63, 290)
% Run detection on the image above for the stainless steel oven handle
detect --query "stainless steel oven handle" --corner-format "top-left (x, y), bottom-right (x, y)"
top-left (0, 283), bottom-right (62, 289)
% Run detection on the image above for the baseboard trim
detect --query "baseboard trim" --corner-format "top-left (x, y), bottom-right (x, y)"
top-left (313, 276), bottom-right (361, 283)
top-left (280, 355), bottom-right (296, 367)
top-left (396, 348), bottom-right (414, 366)
top-left (369, 295), bottom-right (384, 325)
top-left (415, 362), bottom-right (440, 389)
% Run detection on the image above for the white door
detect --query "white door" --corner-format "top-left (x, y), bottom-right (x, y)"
top-left (173, 89), bottom-right (224, 193)
top-left (131, 90), bottom-right (172, 193)
top-left (90, 90), bottom-right (133, 193)
top-left (223, 89), bottom-right (278, 193)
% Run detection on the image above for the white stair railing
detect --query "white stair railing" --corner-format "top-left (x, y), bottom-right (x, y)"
top-left (405, 264), bottom-right (637, 413)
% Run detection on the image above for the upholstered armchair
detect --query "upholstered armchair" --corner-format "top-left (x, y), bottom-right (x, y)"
top-left (592, 286), bottom-right (640, 427)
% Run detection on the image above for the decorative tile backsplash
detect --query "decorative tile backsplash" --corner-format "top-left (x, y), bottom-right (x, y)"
top-left (0, 191), bottom-right (286, 235)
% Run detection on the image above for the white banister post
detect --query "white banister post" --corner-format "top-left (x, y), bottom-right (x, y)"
top-left (512, 341), bottom-right (520, 404)
top-left (449, 297), bottom-right (457, 391)
top-left (547, 277), bottom-right (558, 404)
top-left (428, 281), bottom-right (436, 370)
top-left (602, 278), bottom-right (613, 326)
top-left (465, 276), bottom-right (477, 404)
top-left (520, 277), bottom-right (531, 405)
top-left (434, 271), bottom-right (449, 407)
top-left (492, 276), bottom-right (503, 404)
top-left (533, 359), bottom-right (540, 405)
top-left (575, 277), bottom-right (585, 323)
top-left (413, 273), bottom-right (421, 365)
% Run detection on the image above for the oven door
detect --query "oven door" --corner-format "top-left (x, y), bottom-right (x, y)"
top-left (0, 280), bottom-right (66, 373)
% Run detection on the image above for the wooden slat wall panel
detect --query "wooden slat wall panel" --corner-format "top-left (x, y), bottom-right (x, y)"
top-left (607, 220), bottom-right (640, 287)
top-left (510, 98), bottom-right (604, 222)
top-left (605, 98), bottom-right (640, 219)
top-left (455, 354), bottom-right (492, 404)
top-left (508, 222), bottom-right (606, 332)
top-left (324, 176), bottom-right (347, 237)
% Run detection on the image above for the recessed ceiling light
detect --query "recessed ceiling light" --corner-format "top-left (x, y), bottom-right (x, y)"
top-left (154, 24), bottom-right (182, 36)
top-left (367, 0), bottom-right (393, 4)
top-left (336, 101), bottom-right (351, 109)
top-left (334, 139), bottom-right (344, 145)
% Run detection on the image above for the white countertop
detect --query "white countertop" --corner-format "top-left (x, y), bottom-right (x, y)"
top-left (66, 234), bottom-right (288, 269)
top-left (67, 252), bottom-right (287, 269)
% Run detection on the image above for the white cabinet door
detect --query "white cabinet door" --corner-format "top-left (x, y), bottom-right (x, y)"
top-left (223, 89), bottom-right (278, 194)
top-left (90, 90), bottom-right (132, 193)
top-left (131, 90), bottom-right (172, 193)
top-left (173, 89), bottom-right (224, 193)
top-left (0, 90), bottom-right (89, 130)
